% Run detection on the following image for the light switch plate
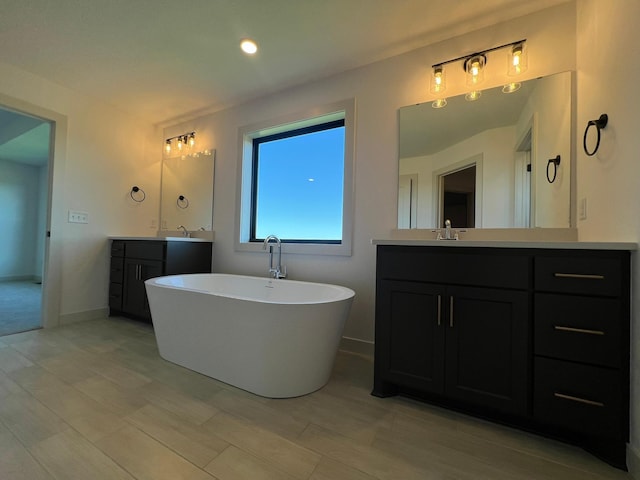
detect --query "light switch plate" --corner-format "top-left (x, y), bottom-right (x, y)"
top-left (68, 210), bottom-right (89, 224)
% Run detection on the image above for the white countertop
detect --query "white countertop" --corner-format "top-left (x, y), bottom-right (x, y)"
top-left (109, 236), bottom-right (211, 243)
top-left (371, 238), bottom-right (637, 250)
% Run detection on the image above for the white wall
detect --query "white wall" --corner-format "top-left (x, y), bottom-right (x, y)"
top-left (0, 62), bottom-right (159, 323)
top-left (576, 0), bottom-right (640, 473)
top-left (163, 3), bottom-right (576, 345)
top-left (0, 159), bottom-right (40, 280)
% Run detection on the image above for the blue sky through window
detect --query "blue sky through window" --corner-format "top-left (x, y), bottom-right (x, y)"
top-left (254, 125), bottom-right (345, 240)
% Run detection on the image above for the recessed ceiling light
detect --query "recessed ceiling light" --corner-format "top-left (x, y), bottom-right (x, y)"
top-left (240, 39), bottom-right (258, 55)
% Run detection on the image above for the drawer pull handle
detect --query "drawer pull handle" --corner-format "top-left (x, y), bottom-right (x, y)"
top-left (554, 273), bottom-right (605, 280)
top-left (554, 326), bottom-right (605, 336)
top-left (554, 392), bottom-right (604, 407)
top-left (437, 295), bottom-right (442, 326)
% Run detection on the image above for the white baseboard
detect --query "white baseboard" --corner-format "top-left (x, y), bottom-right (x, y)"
top-left (628, 444), bottom-right (640, 479)
top-left (339, 336), bottom-right (374, 357)
top-left (0, 275), bottom-right (36, 282)
top-left (59, 308), bottom-right (109, 326)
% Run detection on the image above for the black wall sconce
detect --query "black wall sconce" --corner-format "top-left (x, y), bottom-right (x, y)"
top-left (583, 114), bottom-right (608, 156)
top-left (130, 185), bottom-right (146, 202)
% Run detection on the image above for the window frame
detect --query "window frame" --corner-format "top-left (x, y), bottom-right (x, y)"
top-left (235, 99), bottom-right (355, 256)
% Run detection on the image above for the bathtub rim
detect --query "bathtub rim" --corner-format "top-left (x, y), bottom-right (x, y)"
top-left (145, 273), bottom-right (355, 305)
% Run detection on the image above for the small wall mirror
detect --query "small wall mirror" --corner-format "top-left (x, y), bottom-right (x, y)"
top-left (398, 71), bottom-right (573, 229)
top-left (160, 150), bottom-right (215, 231)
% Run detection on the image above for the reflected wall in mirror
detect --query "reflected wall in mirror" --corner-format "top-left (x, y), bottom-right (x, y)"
top-left (160, 150), bottom-right (215, 231)
top-left (398, 71), bottom-right (573, 229)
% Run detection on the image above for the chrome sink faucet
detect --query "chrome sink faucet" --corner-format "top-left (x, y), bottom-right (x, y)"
top-left (435, 219), bottom-right (459, 240)
top-left (177, 225), bottom-right (190, 237)
top-left (262, 235), bottom-right (287, 279)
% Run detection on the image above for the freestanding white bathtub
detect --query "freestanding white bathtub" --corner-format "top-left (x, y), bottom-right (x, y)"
top-left (145, 273), bottom-right (355, 398)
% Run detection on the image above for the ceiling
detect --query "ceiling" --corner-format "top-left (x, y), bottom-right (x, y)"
top-left (0, 0), bottom-right (569, 166)
top-left (0, 0), bottom-right (569, 126)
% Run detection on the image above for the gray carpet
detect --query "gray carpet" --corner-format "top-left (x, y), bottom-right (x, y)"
top-left (0, 280), bottom-right (42, 336)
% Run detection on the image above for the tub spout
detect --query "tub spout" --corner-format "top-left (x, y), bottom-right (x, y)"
top-left (262, 235), bottom-right (287, 279)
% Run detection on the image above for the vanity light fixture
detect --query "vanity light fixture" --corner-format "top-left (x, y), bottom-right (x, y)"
top-left (164, 131), bottom-right (196, 156)
top-left (430, 39), bottom-right (527, 105)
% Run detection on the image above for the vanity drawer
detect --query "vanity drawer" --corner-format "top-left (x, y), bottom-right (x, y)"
top-left (534, 357), bottom-right (624, 440)
top-left (125, 241), bottom-right (166, 261)
top-left (110, 256), bottom-right (124, 283)
top-left (377, 246), bottom-right (530, 289)
top-left (111, 240), bottom-right (125, 257)
top-left (108, 283), bottom-right (123, 310)
top-left (534, 254), bottom-right (622, 296)
top-left (534, 293), bottom-right (621, 368)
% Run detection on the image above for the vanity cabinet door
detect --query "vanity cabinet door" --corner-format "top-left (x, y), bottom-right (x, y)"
top-left (123, 258), bottom-right (163, 319)
top-left (375, 280), bottom-right (446, 395)
top-left (444, 286), bottom-right (529, 416)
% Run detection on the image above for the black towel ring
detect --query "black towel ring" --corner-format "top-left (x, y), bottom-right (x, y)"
top-left (177, 195), bottom-right (189, 209)
top-left (130, 186), bottom-right (146, 202)
top-left (546, 155), bottom-right (561, 183)
top-left (583, 113), bottom-right (608, 156)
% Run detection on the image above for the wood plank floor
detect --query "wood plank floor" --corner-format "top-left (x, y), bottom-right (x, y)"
top-left (0, 317), bottom-right (631, 479)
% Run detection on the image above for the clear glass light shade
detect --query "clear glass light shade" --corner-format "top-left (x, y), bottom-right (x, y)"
top-left (430, 66), bottom-right (446, 95)
top-left (502, 82), bottom-right (521, 94)
top-left (465, 55), bottom-right (485, 87)
top-left (188, 133), bottom-right (196, 148)
top-left (508, 43), bottom-right (528, 76)
top-left (164, 140), bottom-right (171, 155)
top-left (465, 90), bottom-right (482, 102)
top-left (432, 98), bottom-right (447, 109)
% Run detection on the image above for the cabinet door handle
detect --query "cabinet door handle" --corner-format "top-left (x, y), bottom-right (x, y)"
top-left (554, 273), bottom-right (605, 280)
top-left (554, 325), bottom-right (605, 336)
top-left (554, 392), bottom-right (604, 407)
top-left (437, 295), bottom-right (441, 326)
top-left (449, 296), bottom-right (454, 327)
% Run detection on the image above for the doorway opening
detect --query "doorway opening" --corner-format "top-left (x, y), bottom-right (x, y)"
top-left (438, 164), bottom-right (476, 228)
top-left (0, 107), bottom-right (52, 336)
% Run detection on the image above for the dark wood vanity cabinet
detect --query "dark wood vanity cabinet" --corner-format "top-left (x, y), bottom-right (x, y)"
top-left (109, 239), bottom-right (212, 322)
top-left (373, 244), bottom-right (630, 469)
top-left (374, 246), bottom-right (530, 417)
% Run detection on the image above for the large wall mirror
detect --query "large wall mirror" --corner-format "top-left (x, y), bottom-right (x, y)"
top-left (398, 71), bottom-right (573, 229)
top-left (160, 150), bottom-right (215, 232)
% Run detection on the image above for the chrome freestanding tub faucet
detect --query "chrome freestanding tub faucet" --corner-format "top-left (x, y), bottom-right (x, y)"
top-left (262, 235), bottom-right (287, 279)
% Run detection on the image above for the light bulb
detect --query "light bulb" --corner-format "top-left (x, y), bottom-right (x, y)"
top-left (164, 139), bottom-right (171, 155)
top-left (240, 39), bottom-right (258, 55)
top-left (508, 43), bottom-right (527, 76)
top-left (430, 66), bottom-right (446, 94)
top-left (465, 55), bottom-right (485, 87)
top-left (188, 133), bottom-right (196, 148)
top-left (177, 137), bottom-right (183, 151)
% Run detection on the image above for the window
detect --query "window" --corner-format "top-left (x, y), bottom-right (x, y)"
top-left (251, 120), bottom-right (345, 242)
top-left (236, 99), bottom-right (354, 256)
